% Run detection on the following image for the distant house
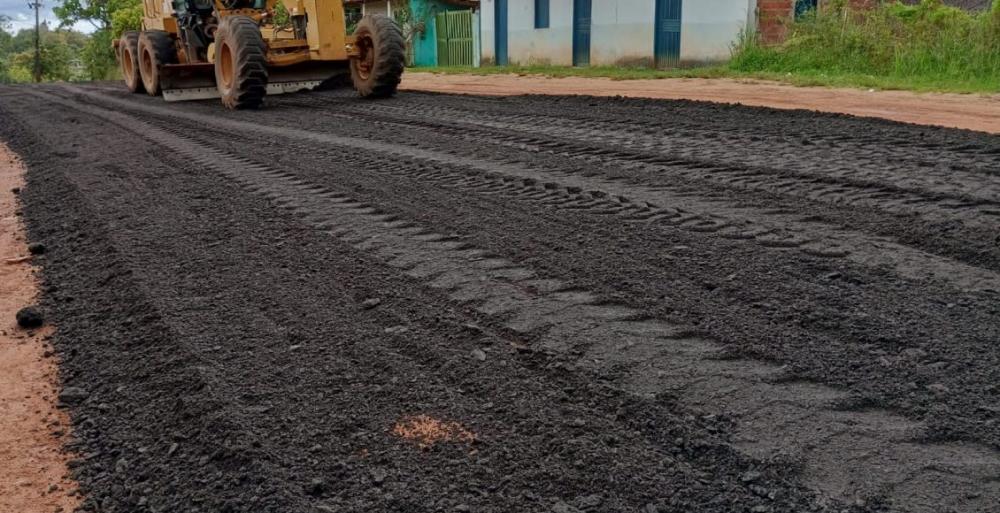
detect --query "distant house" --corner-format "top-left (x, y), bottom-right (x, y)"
top-left (345, 0), bottom-right (481, 66)
top-left (481, 0), bottom-right (758, 67)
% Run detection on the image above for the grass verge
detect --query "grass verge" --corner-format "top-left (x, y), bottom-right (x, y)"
top-left (730, 0), bottom-right (1000, 94)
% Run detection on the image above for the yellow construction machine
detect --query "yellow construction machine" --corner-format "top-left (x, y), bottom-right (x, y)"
top-left (114, 0), bottom-right (404, 108)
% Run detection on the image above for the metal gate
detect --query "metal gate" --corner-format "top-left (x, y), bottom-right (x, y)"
top-left (655, 0), bottom-right (682, 69)
top-left (494, 0), bottom-right (508, 65)
top-left (435, 10), bottom-right (474, 66)
top-left (572, 0), bottom-right (591, 66)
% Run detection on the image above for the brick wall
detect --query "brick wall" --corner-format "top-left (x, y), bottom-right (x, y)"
top-left (758, 0), bottom-right (794, 44)
top-left (757, 0), bottom-right (878, 44)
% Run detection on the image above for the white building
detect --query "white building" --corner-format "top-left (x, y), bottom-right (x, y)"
top-left (480, 0), bottom-right (757, 67)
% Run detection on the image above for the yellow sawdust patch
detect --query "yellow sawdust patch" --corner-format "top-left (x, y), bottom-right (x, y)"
top-left (392, 415), bottom-right (476, 448)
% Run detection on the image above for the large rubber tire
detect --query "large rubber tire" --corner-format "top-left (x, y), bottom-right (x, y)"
top-left (119, 31), bottom-right (145, 94)
top-left (214, 16), bottom-right (268, 110)
top-left (349, 15), bottom-right (405, 98)
top-left (138, 30), bottom-right (178, 96)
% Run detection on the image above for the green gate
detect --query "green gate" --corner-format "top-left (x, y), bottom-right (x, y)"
top-left (435, 10), bottom-right (474, 66)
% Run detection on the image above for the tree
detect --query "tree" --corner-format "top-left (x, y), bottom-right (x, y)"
top-left (81, 28), bottom-right (117, 79)
top-left (0, 19), bottom-right (12, 84)
top-left (110, 0), bottom-right (143, 38)
top-left (53, 0), bottom-right (114, 31)
top-left (55, 0), bottom-right (141, 80)
top-left (8, 36), bottom-right (75, 81)
top-left (54, 0), bottom-right (142, 31)
top-left (0, 16), bottom-right (12, 55)
top-left (0, 23), bottom-right (89, 83)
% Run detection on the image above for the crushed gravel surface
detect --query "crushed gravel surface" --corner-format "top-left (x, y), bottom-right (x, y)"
top-left (0, 82), bottom-right (997, 513)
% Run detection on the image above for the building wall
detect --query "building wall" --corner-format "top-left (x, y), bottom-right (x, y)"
top-left (758, 0), bottom-right (792, 43)
top-left (681, 0), bottom-right (755, 63)
top-left (413, 11), bottom-right (439, 66)
top-left (412, 0), bottom-right (444, 67)
top-left (482, 0), bottom-right (755, 67)
top-left (412, 0), bottom-right (482, 67)
top-left (481, 0), bottom-right (574, 65)
top-left (480, 0), bottom-right (494, 63)
top-left (590, 0), bottom-right (656, 67)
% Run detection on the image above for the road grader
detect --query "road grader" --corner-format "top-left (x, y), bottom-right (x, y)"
top-left (115, 0), bottom-right (405, 108)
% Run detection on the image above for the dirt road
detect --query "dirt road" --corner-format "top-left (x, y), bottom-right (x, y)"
top-left (0, 145), bottom-right (79, 513)
top-left (1, 83), bottom-right (998, 513)
top-left (401, 72), bottom-right (1000, 134)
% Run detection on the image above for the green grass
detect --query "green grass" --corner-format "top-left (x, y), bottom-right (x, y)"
top-left (414, 1), bottom-right (1000, 95)
top-left (730, 0), bottom-right (1000, 93)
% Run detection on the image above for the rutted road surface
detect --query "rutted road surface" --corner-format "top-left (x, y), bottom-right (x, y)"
top-left (1, 82), bottom-right (998, 513)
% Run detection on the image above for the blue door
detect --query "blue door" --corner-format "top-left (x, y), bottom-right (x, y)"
top-left (572, 0), bottom-right (591, 66)
top-left (654, 0), bottom-right (682, 69)
top-left (495, 0), bottom-right (508, 65)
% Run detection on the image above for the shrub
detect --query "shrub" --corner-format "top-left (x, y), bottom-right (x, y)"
top-left (730, 0), bottom-right (1000, 90)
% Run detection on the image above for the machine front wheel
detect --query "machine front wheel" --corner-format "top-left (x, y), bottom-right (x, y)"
top-left (350, 15), bottom-right (405, 98)
top-left (119, 31), bottom-right (145, 94)
top-left (214, 15), bottom-right (268, 110)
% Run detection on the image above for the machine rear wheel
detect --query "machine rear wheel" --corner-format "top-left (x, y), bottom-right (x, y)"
top-left (214, 16), bottom-right (268, 110)
top-left (138, 30), bottom-right (178, 96)
top-left (119, 31), bottom-right (145, 94)
top-left (350, 15), bottom-right (405, 98)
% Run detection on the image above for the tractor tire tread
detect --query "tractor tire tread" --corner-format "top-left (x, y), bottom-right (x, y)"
top-left (120, 31), bottom-right (145, 94)
top-left (216, 16), bottom-right (268, 109)
top-left (138, 30), bottom-right (178, 96)
top-left (350, 14), bottom-right (405, 98)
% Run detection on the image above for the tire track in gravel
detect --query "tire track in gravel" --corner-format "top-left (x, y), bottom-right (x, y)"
top-left (314, 101), bottom-right (1000, 229)
top-left (277, 92), bottom-right (1000, 189)
top-left (265, 94), bottom-right (1000, 274)
top-left (269, 87), bottom-right (998, 151)
top-left (270, 92), bottom-right (1000, 270)
top-left (61, 85), bottom-right (1000, 294)
top-left (33, 88), bottom-right (1000, 513)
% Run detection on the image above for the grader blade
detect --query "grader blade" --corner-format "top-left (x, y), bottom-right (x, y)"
top-left (159, 63), bottom-right (216, 101)
top-left (163, 81), bottom-right (325, 102)
top-left (161, 61), bottom-right (349, 102)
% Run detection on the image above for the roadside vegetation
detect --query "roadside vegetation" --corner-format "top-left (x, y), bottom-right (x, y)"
top-left (424, 0), bottom-right (1000, 94)
top-left (0, 17), bottom-right (88, 83)
top-left (731, 0), bottom-right (1000, 93)
top-left (0, 0), bottom-right (141, 84)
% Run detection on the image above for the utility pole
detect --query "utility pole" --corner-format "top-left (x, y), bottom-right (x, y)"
top-left (28, 0), bottom-right (42, 82)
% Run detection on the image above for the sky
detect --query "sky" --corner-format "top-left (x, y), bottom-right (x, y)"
top-left (1, 0), bottom-right (94, 33)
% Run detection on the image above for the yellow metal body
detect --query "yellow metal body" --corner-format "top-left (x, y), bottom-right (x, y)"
top-left (122, 0), bottom-right (368, 101)
top-left (141, 0), bottom-right (353, 66)
top-left (297, 0), bottom-right (350, 62)
top-left (141, 0), bottom-right (176, 32)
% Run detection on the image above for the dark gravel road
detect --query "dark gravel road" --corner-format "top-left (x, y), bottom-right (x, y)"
top-left (1, 82), bottom-right (998, 513)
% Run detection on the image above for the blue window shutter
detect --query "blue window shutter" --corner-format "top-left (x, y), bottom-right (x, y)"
top-left (535, 0), bottom-right (550, 28)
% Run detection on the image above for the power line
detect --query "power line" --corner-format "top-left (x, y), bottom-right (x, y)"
top-left (28, 0), bottom-right (42, 82)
